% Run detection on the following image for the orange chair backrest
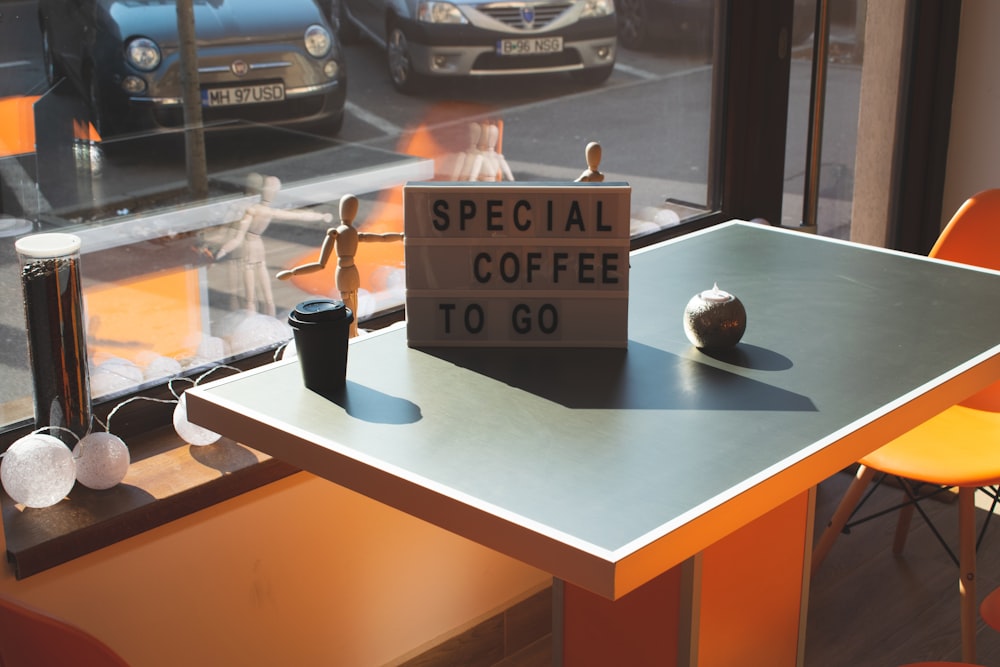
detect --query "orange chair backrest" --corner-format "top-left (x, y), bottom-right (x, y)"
top-left (929, 189), bottom-right (1000, 268)
top-left (0, 593), bottom-right (129, 667)
top-left (929, 189), bottom-right (1000, 411)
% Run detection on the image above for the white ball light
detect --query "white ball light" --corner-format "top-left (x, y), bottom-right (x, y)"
top-left (173, 393), bottom-right (221, 446)
top-left (1, 434), bottom-right (77, 508)
top-left (73, 432), bottom-right (130, 490)
top-left (228, 313), bottom-right (292, 354)
top-left (142, 354), bottom-right (183, 382)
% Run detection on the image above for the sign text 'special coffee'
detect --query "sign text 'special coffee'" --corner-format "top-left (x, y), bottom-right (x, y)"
top-left (404, 182), bottom-right (631, 348)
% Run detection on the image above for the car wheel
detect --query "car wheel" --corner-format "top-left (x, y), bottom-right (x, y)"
top-left (386, 22), bottom-right (423, 94)
top-left (615, 0), bottom-right (652, 50)
top-left (40, 24), bottom-right (64, 87)
top-left (571, 64), bottom-right (614, 86)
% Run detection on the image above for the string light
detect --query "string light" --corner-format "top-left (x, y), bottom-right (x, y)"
top-left (1, 362), bottom-right (242, 509)
top-left (1, 429), bottom-right (77, 508)
top-left (74, 431), bottom-right (130, 490)
top-left (172, 393), bottom-right (221, 446)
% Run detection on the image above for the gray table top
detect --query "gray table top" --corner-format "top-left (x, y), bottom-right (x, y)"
top-left (188, 221), bottom-right (1000, 598)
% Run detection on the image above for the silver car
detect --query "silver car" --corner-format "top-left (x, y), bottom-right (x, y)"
top-left (331, 0), bottom-right (617, 93)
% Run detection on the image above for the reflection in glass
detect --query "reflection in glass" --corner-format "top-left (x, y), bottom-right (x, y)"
top-left (0, 0), bottom-right (722, 432)
top-left (782, 0), bottom-right (865, 238)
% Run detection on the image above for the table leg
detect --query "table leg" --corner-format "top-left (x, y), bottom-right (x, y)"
top-left (559, 490), bottom-right (813, 666)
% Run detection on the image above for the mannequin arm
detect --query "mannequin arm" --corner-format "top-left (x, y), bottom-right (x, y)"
top-left (276, 228), bottom-right (338, 280)
top-left (271, 209), bottom-right (335, 223)
top-left (359, 232), bottom-right (404, 243)
top-left (215, 212), bottom-right (253, 260)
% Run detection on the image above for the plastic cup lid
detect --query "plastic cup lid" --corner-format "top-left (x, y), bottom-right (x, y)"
top-left (15, 233), bottom-right (82, 258)
top-left (291, 299), bottom-right (354, 323)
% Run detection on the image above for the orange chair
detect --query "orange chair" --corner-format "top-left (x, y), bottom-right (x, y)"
top-left (981, 586), bottom-right (1000, 632)
top-left (0, 592), bottom-right (129, 666)
top-left (812, 189), bottom-right (1000, 664)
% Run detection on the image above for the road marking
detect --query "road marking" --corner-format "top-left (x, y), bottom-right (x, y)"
top-left (0, 156), bottom-right (51, 218)
top-left (0, 60), bottom-right (31, 70)
top-left (612, 61), bottom-right (660, 80)
top-left (617, 61), bottom-right (715, 82)
top-left (343, 62), bottom-right (713, 145)
top-left (345, 100), bottom-right (402, 135)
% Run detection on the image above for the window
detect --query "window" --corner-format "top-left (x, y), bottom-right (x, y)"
top-left (780, 0), bottom-right (864, 238)
top-left (2, 0), bottom-right (745, 437)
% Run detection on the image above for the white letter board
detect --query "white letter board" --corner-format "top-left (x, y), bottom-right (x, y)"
top-left (404, 181), bottom-right (631, 348)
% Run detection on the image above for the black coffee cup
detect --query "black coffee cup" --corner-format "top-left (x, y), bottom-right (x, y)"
top-left (288, 299), bottom-right (354, 397)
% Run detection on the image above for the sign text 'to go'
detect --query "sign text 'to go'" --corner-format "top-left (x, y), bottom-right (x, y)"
top-left (403, 182), bottom-right (631, 348)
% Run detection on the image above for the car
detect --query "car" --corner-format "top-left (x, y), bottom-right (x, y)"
top-left (324, 0), bottom-right (617, 93)
top-left (37, 0), bottom-right (348, 141)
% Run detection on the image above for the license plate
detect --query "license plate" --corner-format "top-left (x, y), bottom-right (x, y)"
top-left (202, 83), bottom-right (285, 107)
top-left (496, 36), bottom-right (563, 56)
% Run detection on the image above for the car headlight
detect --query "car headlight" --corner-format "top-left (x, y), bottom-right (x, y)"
top-left (125, 37), bottom-right (161, 71)
top-left (417, 1), bottom-right (468, 24)
top-left (304, 25), bottom-right (332, 58)
top-left (581, 0), bottom-right (614, 18)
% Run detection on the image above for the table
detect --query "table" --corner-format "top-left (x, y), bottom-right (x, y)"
top-left (187, 221), bottom-right (1000, 666)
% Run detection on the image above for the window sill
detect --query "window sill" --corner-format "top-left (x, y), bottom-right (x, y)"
top-left (0, 305), bottom-right (416, 579)
top-left (2, 424), bottom-right (298, 579)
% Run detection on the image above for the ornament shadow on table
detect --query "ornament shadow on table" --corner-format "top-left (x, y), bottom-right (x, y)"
top-left (682, 283), bottom-right (748, 351)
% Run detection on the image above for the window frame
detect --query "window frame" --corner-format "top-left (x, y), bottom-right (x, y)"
top-left (2, 0), bottom-right (891, 577)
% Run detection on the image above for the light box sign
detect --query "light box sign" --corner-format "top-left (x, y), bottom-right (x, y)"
top-left (403, 182), bottom-right (631, 347)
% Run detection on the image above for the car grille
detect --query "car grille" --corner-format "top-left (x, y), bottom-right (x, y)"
top-left (478, 2), bottom-right (573, 29)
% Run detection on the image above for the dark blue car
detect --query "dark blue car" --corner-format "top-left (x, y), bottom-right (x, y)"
top-left (38, 0), bottom-right (348, 139)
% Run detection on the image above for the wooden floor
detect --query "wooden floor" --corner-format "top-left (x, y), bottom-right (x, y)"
top-left (496, 471), bottom-right (1000, 666)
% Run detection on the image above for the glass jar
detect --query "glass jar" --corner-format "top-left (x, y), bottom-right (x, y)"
top-left (15, 233), bottom-right (92, 444)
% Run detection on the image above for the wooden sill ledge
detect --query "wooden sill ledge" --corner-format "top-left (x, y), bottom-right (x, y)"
top-left (2, 424), bottom-right (297, 579)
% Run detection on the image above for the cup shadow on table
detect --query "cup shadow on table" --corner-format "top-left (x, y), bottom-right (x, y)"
top-left (317, 381), bottom-right (423, 425)
top-left (425, 340), bottom-right (815, 412)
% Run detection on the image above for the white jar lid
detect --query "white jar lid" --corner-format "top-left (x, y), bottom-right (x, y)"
top-left (15, 233), bottom-right (82, 258)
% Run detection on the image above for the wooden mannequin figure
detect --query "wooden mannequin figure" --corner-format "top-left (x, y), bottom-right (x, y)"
top-left (494, 126), bottom-right (515, 182)
top-left (276, 194), bottom-right (403, 337)
top-left (575, 141), bottom-right (604, 182)
top-left (216, 175), bottom-right (333, 316)
top-left (451, 122), bottom-right (483, 181)
top-left (466, 121), bottom-right (494, 182)
top-left (483, 121), bottom-right (514, 181)
top-left (219, 172), bottom-right (263, 311)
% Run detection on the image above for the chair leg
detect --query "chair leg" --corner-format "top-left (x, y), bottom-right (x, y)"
top-left (959, 486), bottom-right (976, 664)
top-left (813, 465), bottom-right (876, 576)
top-left (893, 491), bottom-right (916, 555)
